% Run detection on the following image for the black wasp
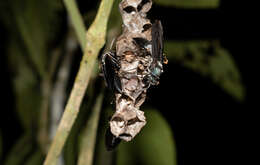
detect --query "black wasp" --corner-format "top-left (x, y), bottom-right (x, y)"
top-left (101, 51), bottom-right (122, 94)
top-left (133, 20), bottom-right (167, 86)
top-left (101, 20), bottom-right (166, 150)
top-left (101, 20), bottom-right (166, 92)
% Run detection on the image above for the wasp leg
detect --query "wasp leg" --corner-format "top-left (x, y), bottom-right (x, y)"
top-left (101, 52), bottom-right (122, 93)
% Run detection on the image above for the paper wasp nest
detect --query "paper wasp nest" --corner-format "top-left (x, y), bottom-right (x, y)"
top-left (101, 0), bottom-right (166, 144)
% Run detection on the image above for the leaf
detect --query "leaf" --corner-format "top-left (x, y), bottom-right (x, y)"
top-left (1, 0), bottom-right (64, 130)
top-left (107, 0), bottom-right (122, 29)
top-left (154, 0), bottom-right (220, 8)
top-left (117, 109), bottom-right (177, 165)
top-left (4, 135), bottom-right (44, 165)
top-left (91, 107), bottom-right (117, 165)
top-left (7, 41), bottom-right (41, 131)
top-left (4, 134), bottom-right (33, 165)
top-left (63, 0), bottom-right (86, 50)
top-left (1, 0), bottom-right (63, 77)
top-left (164, 40), bottom-right (245, 101)
top-left (24, 151), bottom-right (44, 165)
top-left (77, 93), bottom-right (104, 165)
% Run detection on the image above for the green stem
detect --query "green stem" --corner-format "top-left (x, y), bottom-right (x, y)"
top-left (63, 0), bottom-right (86, 50)
top-left (78, 92), bottom-right (104, 165)
top-left (43, 0), bottom-right (114, 164)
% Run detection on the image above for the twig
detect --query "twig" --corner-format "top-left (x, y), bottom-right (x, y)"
top-left (38, 48), bottom-right (62, 154)
top-left (49, 30), bottom-right (77, 165)
top-left (49, 24), bottom-right (77, 142)
top-left (77, 92), bottom-right (104, 165)
top-left (43, 0), bottom-right (114, 164)
top-left (63, 0), bottom-right (86, 50)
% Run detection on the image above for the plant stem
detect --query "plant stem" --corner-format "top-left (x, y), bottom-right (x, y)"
top-left (43, 0), bottom-right (114, 164)
top-left (77, 92), bottom-right (104, 165)
top-left (63, 0), bottom-right (86, 50)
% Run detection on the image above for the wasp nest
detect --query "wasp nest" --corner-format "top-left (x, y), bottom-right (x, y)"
top-left (102, 0), bottom-right (166, 142)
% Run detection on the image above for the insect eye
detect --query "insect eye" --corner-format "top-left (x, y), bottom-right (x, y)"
top-left (123, 6), bottom-right (136, 13)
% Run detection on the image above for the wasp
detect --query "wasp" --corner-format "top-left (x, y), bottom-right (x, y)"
top-left (101, 20), bottom-right (166, 92)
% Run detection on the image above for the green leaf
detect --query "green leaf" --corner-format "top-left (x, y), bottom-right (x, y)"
top-left (154, 0), bottom-right (220, 8)
top-left (5, 135), bottom-right (44, 165)
top-left (107, 0), bottom-right (122, 29)
top-left (77, 93), bottom-right (104, 165)
top-left (24, 151), bottom-right (44, 165)
top-left (7, 41), bottom-right (41, 131)
top-left (117, 109), bottom-right (177, 165)
top-left (1, 0), bottom-right (63, 77)
top-left (165, 40), bottom-right (245, 101)
top-left (4, 134), bottom-right (33, 165)
top-left (1, 0), bottom-right (64, 130)
top-left (92, 107), bottom-right (117, 165)
top-left (63, 0), bottom-right (86, 50)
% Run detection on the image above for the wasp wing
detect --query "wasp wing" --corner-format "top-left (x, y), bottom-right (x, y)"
top-left (101, 52), bottom-right (122, 93)
top-left (151, 20), bottom-right (164, 64)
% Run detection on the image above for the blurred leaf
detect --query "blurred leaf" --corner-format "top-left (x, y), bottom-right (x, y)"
top-left (63, 0), bottom-right (86, 50)
top-left (107, 0), bottom-right (122, 29)
top-left (1, 0), bottom-right (63, 77)
top-left (78, 92), bottom-right (104, 165)
top-left (5, 135), bottom-right (44, 165)
top-left (0, 0), bottom-right (64, 131)
top-left (154, 0), bottom-right (219, 8)
top-left (105, 0), bottom-right (122, 51)
top-left (165, 40), bottom-right (245, 101)
top-left (117, 109), bottom-right (177, 165)
top-left (93, 107), bottom-right (117, 165)
top-left (24, 150), bottom-right (43, 165)
top-left (7, 40), bottom-right (41, 131)
top-left (4, 134), bottom-right (33, 165)
top-left (0, 0), bottom-right (65, 148)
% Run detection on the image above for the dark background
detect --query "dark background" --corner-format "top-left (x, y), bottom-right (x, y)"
top-left (0, 0), bottom-right (249, 165)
